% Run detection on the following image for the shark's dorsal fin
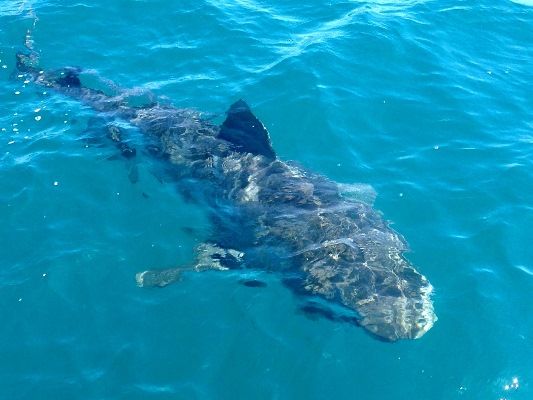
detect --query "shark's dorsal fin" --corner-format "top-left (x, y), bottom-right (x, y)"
top-left (219, 100), bottom-right (276, 159)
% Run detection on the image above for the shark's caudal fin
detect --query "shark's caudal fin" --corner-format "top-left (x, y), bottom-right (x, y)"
top-left (219, 100), bottom-right (276, 160)
top-left (16, 22), bottom-right (82, 89)
top-left (16, 26), bottom-right (40, 75)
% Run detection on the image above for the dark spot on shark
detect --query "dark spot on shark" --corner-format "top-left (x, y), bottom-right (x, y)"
top-left (119, 143), bottom-right (136, 159)
top-left (239, 279), bottom-right (267, 288)
top-left (146, 144), bottom-right (162, 157)
top-left (300, 303), bottom-right (337, 322)
top-left (56, 69), bottom-right (81, 88)
top-left (300, 302), bottom-right (360, 326)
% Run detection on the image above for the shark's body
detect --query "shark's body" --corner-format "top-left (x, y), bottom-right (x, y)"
top-left (16, 44), bottom-right (436, 341)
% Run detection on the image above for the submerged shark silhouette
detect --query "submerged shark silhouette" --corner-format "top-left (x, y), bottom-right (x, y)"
top-left (16, 32), bottom-right (436, 341)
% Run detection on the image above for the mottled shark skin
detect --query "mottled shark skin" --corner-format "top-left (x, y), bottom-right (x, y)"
top-left (16, 43), bottom-right (437, 341)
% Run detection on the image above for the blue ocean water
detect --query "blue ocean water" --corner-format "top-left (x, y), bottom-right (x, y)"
top-left (1, 0), bottom-right (532, 399)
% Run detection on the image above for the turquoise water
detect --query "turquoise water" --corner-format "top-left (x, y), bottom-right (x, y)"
top-left (1, 0), bottom-right (532, 398)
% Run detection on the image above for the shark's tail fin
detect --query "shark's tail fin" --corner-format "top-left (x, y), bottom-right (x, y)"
top-left (16, 15), bottom-right (40, 76)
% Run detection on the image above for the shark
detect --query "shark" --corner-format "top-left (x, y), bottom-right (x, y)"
top-left (15, 31), bottom-right (437, 341)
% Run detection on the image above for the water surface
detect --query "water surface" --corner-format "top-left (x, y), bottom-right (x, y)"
top-left (1, 1), bottom-right (532, 399)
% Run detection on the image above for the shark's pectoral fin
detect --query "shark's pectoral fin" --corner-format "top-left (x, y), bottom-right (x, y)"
top-left (83, 118), bottom-right (128, 150)
top-left (218, 100), bottom-right (276, 160)
top-left (105, 124), bottom-right (137, 159)
top-left (136, 243), bottom-right (245, 288)
top-left (135, 268), bottom-right (182, 288)
top-left (106, 124), bottom-right (141, 184)
top-left (193, 242), bottom-right (244, 271)
top-left (83, 118), bottom-right (141, 182)
top-left (83, 117), bottom-right (137, 158)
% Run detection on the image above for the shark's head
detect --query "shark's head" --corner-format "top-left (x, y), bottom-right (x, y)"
top-left (304, 249), bottom-right (437, 341)
top-left (336, 244), bottom-right (437, 341)
top-left (302, 222), bottom-right (437, 341)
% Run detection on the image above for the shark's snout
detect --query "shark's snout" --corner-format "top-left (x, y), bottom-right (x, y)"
top-left (357, 285), bottom-right (437, 341)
